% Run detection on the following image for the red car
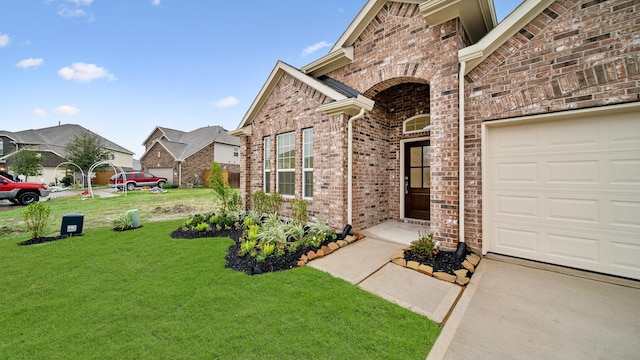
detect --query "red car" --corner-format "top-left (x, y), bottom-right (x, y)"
top-left (109, 172), bottom-right (168, 191)
top-left (0, 175), bottom-right (50, 205)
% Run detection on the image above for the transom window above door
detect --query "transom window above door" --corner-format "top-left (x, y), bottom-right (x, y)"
top-left (403, 114), bottom-right (431, 134)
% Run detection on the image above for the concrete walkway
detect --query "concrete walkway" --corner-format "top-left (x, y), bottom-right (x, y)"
top-left (309, 221), bottom-right (462, 324)
top-left (310, 220), bottom-right (640, 360)
top-left (429, 255), bottom-right (640, 360)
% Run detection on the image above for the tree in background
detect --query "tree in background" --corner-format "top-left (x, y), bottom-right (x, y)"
top-left (208, 161), bottom-right (241, 214)
top-left (65, 133), bottom-right (112, 183)
top-left (9, 149), bottom-right (44, 181)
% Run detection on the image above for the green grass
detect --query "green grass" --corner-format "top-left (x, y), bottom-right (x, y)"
top-left (0, 219), bottom-right (441, 359)
top-left (0, 188), bottom-right (216, 235)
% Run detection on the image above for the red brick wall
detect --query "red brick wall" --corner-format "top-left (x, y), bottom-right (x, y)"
top-left (323, 2), bottom-right (468, 245)
top-left (241, 73), bottom-right (349, 228)
top-left (463, 0), bottom-right (640, 249)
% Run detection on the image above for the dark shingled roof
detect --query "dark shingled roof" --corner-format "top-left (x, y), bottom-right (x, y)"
top-left (148, 126), bottom-right (239, 161)
top-left (317, 75), bottom-right (361, 98)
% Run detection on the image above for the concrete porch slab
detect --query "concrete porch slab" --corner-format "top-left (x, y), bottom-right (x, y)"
top-left (359, 220), bottom-right (429, 246)
top-left (359, 263), bottom-right (461, 324)
top-left (308, 237), bottom-right (405, 284)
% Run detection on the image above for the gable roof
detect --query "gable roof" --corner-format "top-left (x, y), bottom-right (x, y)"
top-left (141, 125), bottom-right (239, 162)
top-left (0, 124), bottom-right (133, 161)
top-left (232, 61), bottom-right (362, 133)
top-left (459, 0), bottom-right (554, 73)
top-left (303, 0), bottom-right (496, 77)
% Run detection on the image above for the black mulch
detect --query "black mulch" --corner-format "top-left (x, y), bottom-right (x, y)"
top-left (404, 249), bottom-right (473, 278)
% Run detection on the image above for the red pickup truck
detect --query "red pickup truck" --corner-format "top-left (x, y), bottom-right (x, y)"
top-left (0, 175), bottom-right (50, 205)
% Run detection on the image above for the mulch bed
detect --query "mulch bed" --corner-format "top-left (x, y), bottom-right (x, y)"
top-left (403, 249), bottom-right (471, 275)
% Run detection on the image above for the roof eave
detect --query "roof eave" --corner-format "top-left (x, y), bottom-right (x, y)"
top-left (459, 0), bottom-right (554, 73)
top-left (318, 95), bottom-right (375, 116)
top-left (420, 0), bottom-right (496, 44)
top-left (301, 47), bottom-right (354, 77)
top-left (234, 61), bottom-right (348, 131)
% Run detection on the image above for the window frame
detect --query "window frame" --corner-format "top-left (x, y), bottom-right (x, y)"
top-left (233, 146), bottom-right (239, 157)
top-left (302, 128), bottom-right (313, 199)
top-left (403, 114), bottom-right (431, 134)
top-left (263, 137), bottom-right (271, 193)
top-left (276, 132), bottom-right (295, 197)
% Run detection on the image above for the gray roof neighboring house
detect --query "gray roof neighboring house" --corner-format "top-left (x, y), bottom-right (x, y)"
top-left (0, 124), bottom-right (134, 161)
top-left (142, 125), bottom-right (239, 161)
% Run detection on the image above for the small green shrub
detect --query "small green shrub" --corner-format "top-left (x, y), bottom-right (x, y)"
top-left (252, 190), bottom-right (283, 215)
top-left (195, 222), bottom-right (211, 232)
top-left (23, 202), bottom-right (51, 239)
top-left (290, 198), bottom-right (308, 225)
top-left (112, 211), bottom-right (134, 231)
top-left (262, 243), bottom-right (275, 257)
top-left (410, 231), bottom-right (439, 258)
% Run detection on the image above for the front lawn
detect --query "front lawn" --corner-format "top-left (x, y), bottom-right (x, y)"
top-left (0, 219), bottom-right (440, 359)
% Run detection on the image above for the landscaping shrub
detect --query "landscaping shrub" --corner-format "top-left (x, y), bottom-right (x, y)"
top-left (22, 202), bottom-right (51, 239)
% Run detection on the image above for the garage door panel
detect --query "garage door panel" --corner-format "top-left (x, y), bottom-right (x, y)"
top-left (485, 105), bottom-right (640, 280)
top-left (547, 197), bottom-right (599, 224)
top-left (495, 162), bottom-right (538, 183)
top-left (610, 240), bottom-right (640, 271)
top-left (547, 233), bottom-right (600, 264)
top-left (609, 200), bottom-right (640, 228)
top-left (495, 195), bottom-right (538, 218)
top-left (546, 119), bottom-right (599, 148)
top-left (493, 226), bottom-right (540, 253)
top-left (609, 159), bottom-right (640, 185)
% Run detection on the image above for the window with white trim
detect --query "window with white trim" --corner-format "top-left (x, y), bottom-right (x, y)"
top-left (0, 139), bottom-right (3, 156)
top-left (277, 132), bottom-right (295, 196)
top-left (403, 114), bottom-right (430, 134)
top-left (263, 137), bottom-right (271, 193)
top-left (233, 146), bottom-right (239, 157)
top-left (302, 128), bottom-right (313, 198)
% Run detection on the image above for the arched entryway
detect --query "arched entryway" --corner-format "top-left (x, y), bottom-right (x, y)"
top-left (366, 79), bottom-right (431, 222)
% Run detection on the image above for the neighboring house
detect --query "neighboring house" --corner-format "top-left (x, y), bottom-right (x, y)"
top-left (232, 0), bottom-right (640, 280)
top-left (139, 126), bottom-right (240, 187)
top-left (0, 124), bottom-right (134, 184)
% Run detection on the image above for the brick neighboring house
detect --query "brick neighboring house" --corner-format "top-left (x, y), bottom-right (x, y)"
top-left (0, 124), bottom-right (134, 184)
top-left (140, 126), bottom-right (240, 187)
top-left (232, 0), bottom-right (640, 280)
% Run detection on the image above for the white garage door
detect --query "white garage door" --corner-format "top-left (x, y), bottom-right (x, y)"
top-left (149, 168), bottom-right (174, 184)
top-left (484, 104), bottom-right (640, 280)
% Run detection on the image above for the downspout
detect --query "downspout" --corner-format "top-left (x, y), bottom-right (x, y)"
top-left (455, 61), bottom-right (467, 258)
top-left (347, 107), bottom-right (366, 225)
top-left (178, 161), bottom-right (182, 187)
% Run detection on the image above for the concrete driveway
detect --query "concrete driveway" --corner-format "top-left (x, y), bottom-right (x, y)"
top-left (429, 255), bottom-right (640, 360)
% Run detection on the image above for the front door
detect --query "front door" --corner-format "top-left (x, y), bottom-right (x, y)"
top-left (404, 140), bottom-right (430, 220)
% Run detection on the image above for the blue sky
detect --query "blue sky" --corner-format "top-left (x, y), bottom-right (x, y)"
top-left (0, 0), bottom-right (522, 158)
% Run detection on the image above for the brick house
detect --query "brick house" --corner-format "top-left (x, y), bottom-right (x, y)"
top-left (0, 124), bottom-right (134, 184)
top-left (140, 126), bottom-right (240, 187)
top-left (231, 0), bottom-right (640, 280)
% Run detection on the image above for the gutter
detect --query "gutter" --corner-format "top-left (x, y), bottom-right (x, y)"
top-left (347, 107), bottom-right (366, 225)
top-left (456, 61), bottom-right (467, 258)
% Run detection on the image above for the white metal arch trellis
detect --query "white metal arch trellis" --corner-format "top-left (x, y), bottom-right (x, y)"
top-left (88, 161), bottom-right (126, 198)
top-left (53, 161), bottom-right (85, 189)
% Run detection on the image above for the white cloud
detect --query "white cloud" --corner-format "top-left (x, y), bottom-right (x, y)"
top-left (53, 105), bottom-right (80, 115)
top-left (301, 41), bottom-right (330, 57)
top-left (16, 58), bottom-right (44, 69)
top-left (66, 0), bottom-right (93, 5)
top-left (0, 34), bottom-right (10, 47)
top-left (33, 108), bottom-right (48, 117)
top-left (58, 62), bottom-right (115, 83)
top-left (151, 0), bottom-right (161, 6)
top-left (212, 96), bottom-right (239, 108)
top-left (58, 7), bottom-right (86, 18)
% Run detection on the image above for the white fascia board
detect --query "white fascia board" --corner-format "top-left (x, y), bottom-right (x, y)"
top-left (229, 125), bottom-right (252, 137)
top-left (318, 95), bottom-right (375, 116)
top-left (301, 47), bottom-right (354, 77)
top-left (234, 61), bottom-right (348, 131)
top-left (459, 0), bottom-right (554, 74)
top-left (420, 0), bottom-right (495, 43)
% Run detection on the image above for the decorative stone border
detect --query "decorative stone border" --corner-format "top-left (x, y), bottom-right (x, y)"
top-left (296, 233), bottom-right (366, 267)
top-left (390, 250), bottom-right (481, 286)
